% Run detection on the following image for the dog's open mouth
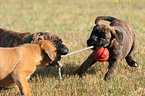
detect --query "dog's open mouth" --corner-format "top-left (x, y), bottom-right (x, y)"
top-left (87, 42), bottom-right (102, 50)
top-left (87, 40), bottom-right (109, 50)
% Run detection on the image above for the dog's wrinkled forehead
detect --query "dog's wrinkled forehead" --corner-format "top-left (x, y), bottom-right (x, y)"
top-left (32, 32), bottom-right (62, 44)
top-left (37, 32), bottom-right (63, 50)
top-left (94, 25), bottom-right (110, 33)
top-left (91, 24), bottom-right (110, 37)
top-left (36, 32), bottom-right (61, 40)
top-left (51, 39), bottom-right (63, 52)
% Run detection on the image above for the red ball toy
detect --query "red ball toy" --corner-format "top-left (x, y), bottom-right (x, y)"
top-left (93, 47), bottom-right (109, 62)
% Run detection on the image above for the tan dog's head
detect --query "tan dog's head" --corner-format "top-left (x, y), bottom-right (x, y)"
top-left (87, 24), bottom-right (123, 50)
top-left (37, 40), bottom-right (60, 67)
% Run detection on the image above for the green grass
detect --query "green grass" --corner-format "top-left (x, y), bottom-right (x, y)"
top-left (0, 0), bottom-right (144, 95)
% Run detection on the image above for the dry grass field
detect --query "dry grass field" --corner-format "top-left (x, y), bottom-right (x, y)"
top-left (0, 0), bottom-right (144, 95)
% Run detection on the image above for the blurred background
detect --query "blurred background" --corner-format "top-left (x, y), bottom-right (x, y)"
top-left (0, 0), bottom-right (144, 95)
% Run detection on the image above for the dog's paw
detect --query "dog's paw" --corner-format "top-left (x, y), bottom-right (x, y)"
top-left (104, 73), bottom-right (113, 81)
top-left (129, 61), bottom-right (138, 67)
top-left (104, 75), bottom-right (112, 81)
top-left (133, 62), bottom-right (138, 67)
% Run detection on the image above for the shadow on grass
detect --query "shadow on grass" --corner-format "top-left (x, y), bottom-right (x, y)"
top-left (0, 86), bottom-right (16, 93)
top-left (0, 62), bottom-right (98, 91)
top-left (30, 62), bottom-right (97, 80)
top-left (0, 87), bottom-right (10, 90)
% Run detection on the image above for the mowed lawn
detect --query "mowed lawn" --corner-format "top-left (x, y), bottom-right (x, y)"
top-left (0, 0), bottom-right (144, 95)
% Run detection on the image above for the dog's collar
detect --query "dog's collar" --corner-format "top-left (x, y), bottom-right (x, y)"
top-left (25, 34), bottom-right (34, 43)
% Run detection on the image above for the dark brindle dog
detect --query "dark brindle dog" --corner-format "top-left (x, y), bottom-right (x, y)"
top-left (73, 16), bottom-right (138, 80)
top-left (0, 28), bottom-right (69, 59)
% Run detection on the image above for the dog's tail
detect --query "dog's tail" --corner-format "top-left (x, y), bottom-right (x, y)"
top-left (95, 16), bottom-right (117, 24)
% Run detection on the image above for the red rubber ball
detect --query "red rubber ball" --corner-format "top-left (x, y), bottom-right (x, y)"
top-left (93, 47), bottom-right (109, 62)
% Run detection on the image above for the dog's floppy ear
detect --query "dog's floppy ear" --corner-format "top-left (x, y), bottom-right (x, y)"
top-left (109, 26), bottom-right (123, 46)
top-left (40, 42), bottom-right (55, 61)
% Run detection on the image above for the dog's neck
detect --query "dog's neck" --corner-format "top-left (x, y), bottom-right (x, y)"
top-left (27, 44), bottom-right (52, 67)
top-left (25, 44), bottom-right (43, 66)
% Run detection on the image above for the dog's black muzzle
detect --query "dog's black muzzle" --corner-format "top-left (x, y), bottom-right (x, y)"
top-left (51, 40), bottom-right (69, 55)
top-left (87, 36), bottom-right (107, 50)
top-left (87, 36), bottom-right (98, 47)
top-left (59, 44), bottom-right (69, 55)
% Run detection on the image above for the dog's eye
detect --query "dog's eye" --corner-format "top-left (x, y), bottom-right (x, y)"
top-left (92, 36), bottom-right (97, 39)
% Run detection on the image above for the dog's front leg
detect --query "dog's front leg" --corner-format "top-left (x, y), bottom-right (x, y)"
top-left (11, 72), bottom-right (31, 96)
top-left (104, 59), bottom-right (121, 80)
top-left (72, 52), bottom-right (97, 77)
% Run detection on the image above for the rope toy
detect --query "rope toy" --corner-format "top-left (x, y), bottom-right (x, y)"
top-left (57, 61), bottom-right (62, 79)
top-left (61, 46), bottom-right (94, 57)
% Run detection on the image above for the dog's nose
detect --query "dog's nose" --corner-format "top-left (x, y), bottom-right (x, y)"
top-left (87, 39), bottom-right (95, 46)
top-left (87, 39), bottom-right (92, 46)
top-left (60, 45), bottom-right (69, 55)
top-left (87, 36), bottom-right (98, 46)
top-left (61, 48), bottom-right (69, 55)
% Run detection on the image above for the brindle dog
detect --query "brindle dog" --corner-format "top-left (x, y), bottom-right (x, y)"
top-left (73, 16), bottom-right (138, 80)
top-left (0, 28), bottom-right (68, 57)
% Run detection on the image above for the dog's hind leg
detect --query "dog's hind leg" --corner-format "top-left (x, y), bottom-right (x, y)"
top-left (125, 42), bottom-right (138, 67)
